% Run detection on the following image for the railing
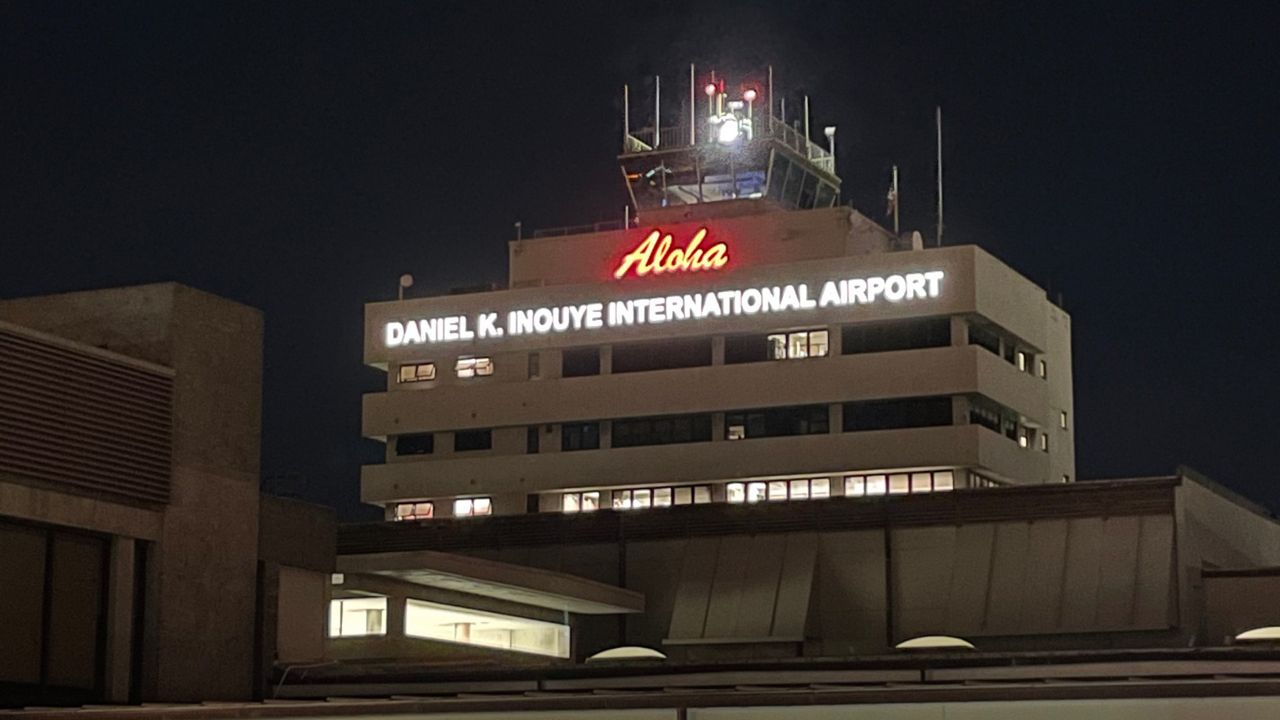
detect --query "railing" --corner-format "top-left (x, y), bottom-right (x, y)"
top-left (623, 116), bottom-right (835, 174)
top-left (532, 219), bottom-right (627, 238)
top-left (765, 116), bottom-right (834, 174)
top-left (623, 126), bottom-right (690, 153)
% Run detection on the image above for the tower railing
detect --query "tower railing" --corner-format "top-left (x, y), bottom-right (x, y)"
top-left (623, 116), bottom-right (834, 174)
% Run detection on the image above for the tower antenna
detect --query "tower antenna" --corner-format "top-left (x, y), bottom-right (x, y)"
top-left (936, 106), bottom-right (944, 246)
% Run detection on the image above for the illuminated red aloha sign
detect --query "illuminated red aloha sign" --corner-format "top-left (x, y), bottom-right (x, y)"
top-left (613, 227), bottom-right (729, 279)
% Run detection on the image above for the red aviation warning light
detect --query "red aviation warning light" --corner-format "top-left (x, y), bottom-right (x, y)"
top-left (613, 227), bottom-right (729, 279)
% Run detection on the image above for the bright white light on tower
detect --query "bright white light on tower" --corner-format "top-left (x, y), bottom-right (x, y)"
top-left (743, 89), bottom-right (758, 102)
top-left (704, 83), bottom-right (717, 96)
top-left (717, 117), bottom-right (739, 144)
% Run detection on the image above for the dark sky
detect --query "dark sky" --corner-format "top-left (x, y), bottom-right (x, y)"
top-left (3, 2), bottom-right (1278, 519)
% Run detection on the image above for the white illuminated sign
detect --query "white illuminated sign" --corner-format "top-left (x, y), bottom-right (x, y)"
top-left (384, 270), bottom-right (944, 348)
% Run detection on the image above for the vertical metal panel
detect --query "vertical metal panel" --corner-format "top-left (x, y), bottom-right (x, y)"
top-left (667, 537), bottom-right (719, 639)
top-left (1021, 520), bottom-right (1070, 631)
top-left (703, 538), bottom-right (750, 638)
top-left (983, 522), bottom-right (1031, 634)
top-left (945, 524), bottom-right (996, 635)
top-left (772, 533), bottom-right (817, 638)
top-left (1096, 516), bottom-right (1142, 627)
top-left (734, 535), bottom-right (785, 637)
top-left (1060, 517), bottom-right (1105, 629)
top-left (1134, 514), bottom-right (1175, 628)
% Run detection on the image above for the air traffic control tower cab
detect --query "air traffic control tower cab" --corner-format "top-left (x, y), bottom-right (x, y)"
top-left (619, 68), bottom-right (840, 215)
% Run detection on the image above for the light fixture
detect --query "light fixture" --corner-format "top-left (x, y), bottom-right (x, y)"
top-left (743, 88), bottom-right (758, 102)
top-left (895, 635), bottom-right (975, 651)
top-left (704, 83), bottom-right (717, 97)
top-left (586, 646), bottom-right (667, 662)
top-left (717, 116), bottom-right (740, 144)
top-left (1235, 626), bottom-right (1280, 642)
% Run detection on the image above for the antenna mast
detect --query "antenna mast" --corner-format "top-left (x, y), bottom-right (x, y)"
top-left (936, 106), bottom-right (944, 246)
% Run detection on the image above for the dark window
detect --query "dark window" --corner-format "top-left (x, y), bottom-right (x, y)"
top-left (842, 318), bottom-right (950, 355)
top-left (528, 352), bottom-right (540, 379)
top-left (526, 426), bottom-right (540, 454)
top-left (395, 433), bottom-right (434, 455)
top-left (612, 337), bottom-right (711, 374)
top-left (562, 347), bottom-right (601, 377)
top-left (561, 422), bottom-right (600, 451)
top-left (767, 154), bottom-right (791, 202)
top-left (782, 163), bottom-right (804, 209)
top-left (612, 414), bottom-right (712, 448)
top-left (798, 171), bottom-right (819, 209)
top-left (968, 396), bottom-right (1021, 441)
top-left (454, 429), bottom-right (492, 452)
top-left (843, 396), bottom-right (953, 432)
top-left (726, 405), bottom-right (829, 440)
top-left (815, 181), bottom-right (837, 208)
top-left (725, 334), bottom-right (770, 364)
top-left (969, 323), bottom-right (1001, 356)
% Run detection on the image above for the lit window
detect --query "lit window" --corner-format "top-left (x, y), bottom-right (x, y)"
top-left (768, 480), bottom-right (788, 501)
top-left (1060, 411), bottom-right (1068, 429)
top-left (866, 475), bottom-right (887, 495)
top-left (768, 329), bottom-right (830, 360)
top-left (633, 489), bottom-right (652, 509)
top-left (613, 491), bottom-right (632, 510)
top-left (563, 493), bottom-right (580, 513)
top-left (845, 476), bottom-right (865, 496)
top-left (726, 483), bottom-right (745, 503)
top-left (693, 485), bottom-right (712, 504)
top-left (582, 491), bottom-right (599, 511)
top-left (674, 486), bottom-right (693, 505)
top-left (911, 473), bottom-right (932, 493)
top-left (562, 491), bottom-right (601, 513)
top-left (746, 482), bottom-right (767, 503)
top-left (889, 474), bottom-right (910, 494)
top-left (329, 597), bottom-right (387, 638)
top-left (453, 497), bottom-right (492, 517)
top-left (398, 362), bottom-right (437, 383)
top-left (727, 424), bottom-right (746, 440)
top-left (789, 479), bottom-right (809, 500)
top-left (405, 598), bottom-right (569, 658)
top-left (1017, 351), bottom-right (1028, 372)
top-left (1062, 474), bottom-right (1071, 483)
top-left (1018, 429), bottom-right (1030, 448)
top-left (811, 478), bottom-right (830, 498)
top-left (1040, 434), bottom-right (1049, 452)
top-left (455, 356), bottom-right (494, 378)
top-left (654, 487), bottom-right (672, 507)
top-left (394, 501), bottom-right (434, 521)
top-left (934, 471), bottom-right (954, 491)
top-left (1039, 359), bottom-right (1047, 379)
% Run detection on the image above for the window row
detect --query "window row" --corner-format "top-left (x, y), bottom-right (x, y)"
top-left (395, 429), bottom-right (492, 456)
top-left (845, 470), bottom-right (954, 496)
top-left (329, 597), bottom-right (569, 658)
top-left (392, 496), bottom-right (491, 520)
top-left (726, 477), bottom-right (831, 503)
top-left (611, 485), bottom-right (714, 510)
top-left (969, 322), bottom-right (1047, 380)
top-left (398, 356), bottom-right (493, 383)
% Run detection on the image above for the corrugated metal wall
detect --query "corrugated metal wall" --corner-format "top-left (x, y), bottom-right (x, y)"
top-left (0, 326), bottom-right (173, 505)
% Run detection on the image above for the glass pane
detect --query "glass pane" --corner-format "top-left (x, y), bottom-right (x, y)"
top-left (417, 363), bottom-right (436, 381)
top-left (398, 365), bottom-right (416, 383)
top-left (767, 334), bottom-right (787, 360)
top-left (889, 474), bottom-right (910, 494)
top-left (808, 330), bottom-right (829, 357)
top-left (563, 494), bottom-right (580, 513)
top-left (866, 475), bottom-right (887, 495)
top-left (674, 487), bottom-right (693, 505)
top-left (727, 424), bottom-right (746, 440)
top-left (473, 497), bottom-right (491, 515)
top-left (582, 492), bottom-right (600, 511)
top-left (933, 471), bottom-right (954, 492)
top-left (811, 478), bottom-right (830, 498)
top-left (726, 483), bottom-right (745, 503)
top-left (414, 502), bottom-right (433, 518)
top-left (845, 476), bottom-right (865, 496)
top-left (455, 359), bottom-right (475, 378)
top-left (613, 491), bottom-right (632, 510)
top-left (911, 473), bottom-right (932, 493)
top-left (633, 489), bottom-right (652, 508)
top-left (694, 486), bottom-right (712, 504)
top-left (654, 487), bottom-right (672, 507)
top-left (789, 479), bottom-right (809, 500)
top-left (453, 499), bottom-right (472, 516)
top-left (787, 332), bottom-right (809, 359)
top-left (747, 482), bottom-right (767, 503)
top-left (395, 504), bottom-right (413, 519)
top-left (768, 481), bottom-right (788, 500)
top-left (475, 357), bottom-right (493, 376)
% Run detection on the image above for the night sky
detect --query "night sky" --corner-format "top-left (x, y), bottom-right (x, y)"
top-left (3, 2), bottom-right (1277, 519)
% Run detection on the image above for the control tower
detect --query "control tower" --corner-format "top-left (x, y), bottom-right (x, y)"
top-left (620, 68), bottom-right (840, 214)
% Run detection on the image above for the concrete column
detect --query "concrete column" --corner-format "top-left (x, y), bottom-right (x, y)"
top-left (826, 325), bottom-right (842, 355)
top-left (385, 593), bottom-right (406, 639)
top-left (950, 315), bottom-right (968, 346)
top-left (711, 336), bottom-right (726, 365)
top-left (951, 396), bottom-right (970, 426)
top-left (104, 537), bottom-right (135, 703)
top-left (711, 412), bottom-right (725, 441)
top-left (600, 420), bottom-right (612, 449)
top-left (828, 403), bottom-right (843, 434)
top-left (599, 345), bottom-right (613, 375)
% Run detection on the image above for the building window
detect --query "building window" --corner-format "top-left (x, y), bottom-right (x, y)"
top-left (528, 352), bottom-right (540, 379)
top-left (1060, 411), bottom-right (1068, 429)
top-left (968, 323), bottom-right (1002, 356)
top-left (1040, 433), bottom-right (1049, 452)
top-left (971, 472), bottom-right (1001, 488)
top-left (671, 485), bottom-right (712, 505)
top-left (766, 329), bottom-right (829, 360)
top-left (725, 404), bottom-right (829, 440)
top-left (846, 470), bottom-right (954, 496)
top-left (405, 598), bottom-right (570, 658)
top-left (1018, 428), bottom-right (1032, 448)
top-left (1039, 359), bottom-right (1048, 379)
top-left (561, 422), bottom-right (600, 451)
top-left (1017, 351), bottom-right (1029, 372)
top-left (562, 347), bottom-right (601, 377)
top-left (612, 413), bottom-right (712, 448)
top-left (328, 597), bottom-right (387, 637)
top-left (395, 433), bottom-right (434, 456)
top-left (612, 337), bottom-right (711, 374)
top-left (844, 396), bottom-right (952, 432)
top-left (454, 429), bottom-right (492, 452)
top-left (398, 362), bottom-right (436, 383)
top-left (1062, 474), bottom-right (1071, 483)
top-left (394, 501), bottom-right (434, 521)
top-left (562, 491), bottom-right (600, 513)
top-left (726, 481), bottom-right (769, 503)
top-left (526, 426), bottom-right (540, 454)
top-left (453, 497), bottom-right (492, 517)
top-left (455, 356), bottom-right (493, 378)
top-left (843, 317), bottom-right (950, 355)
